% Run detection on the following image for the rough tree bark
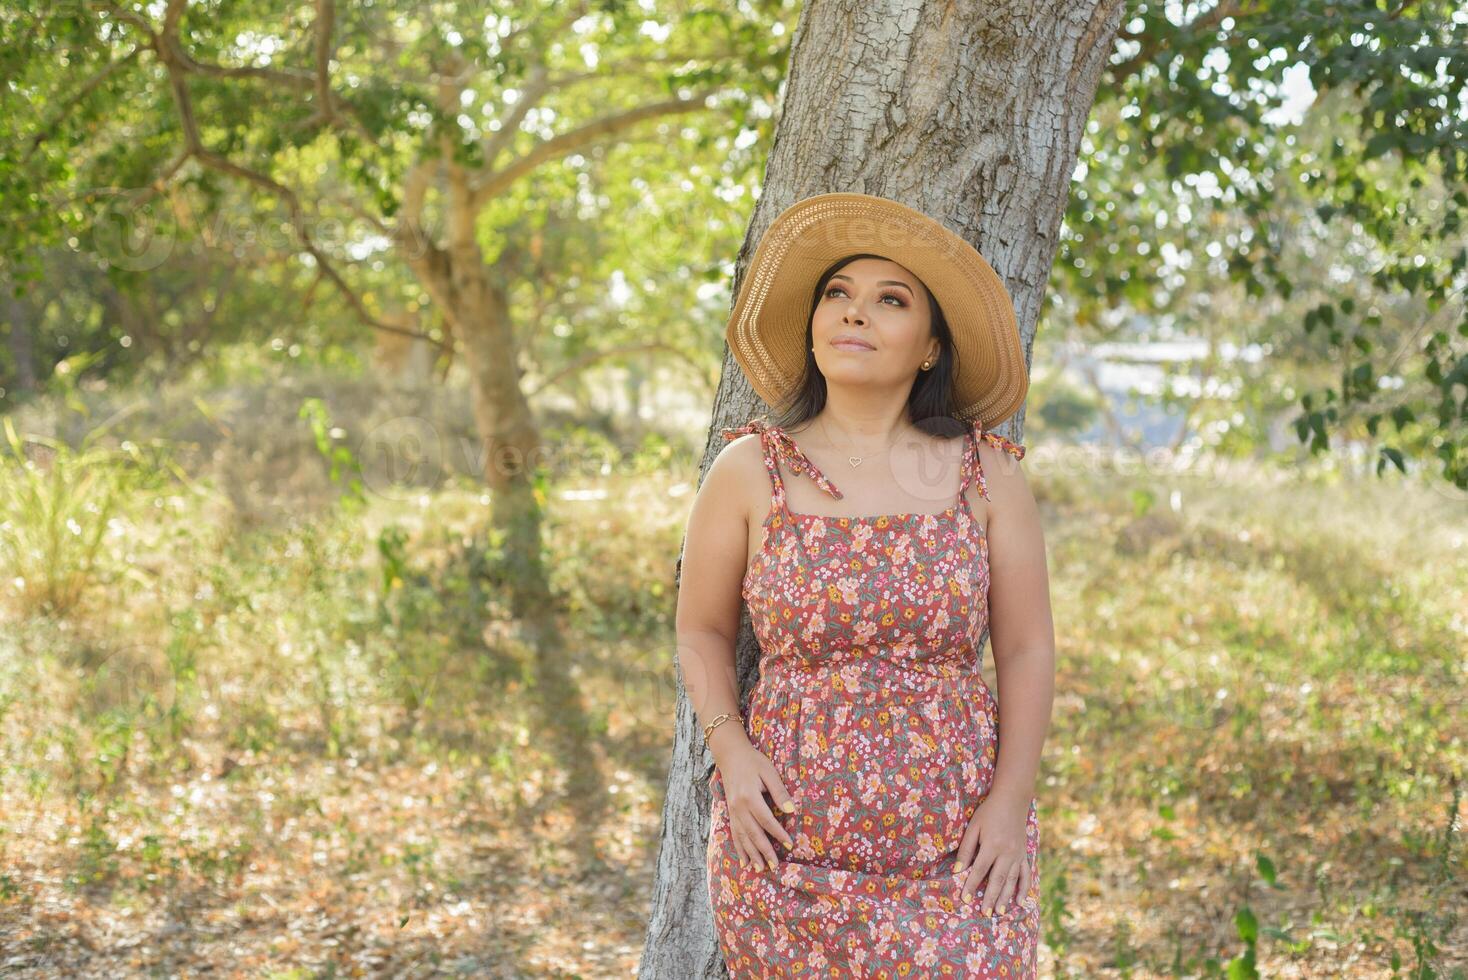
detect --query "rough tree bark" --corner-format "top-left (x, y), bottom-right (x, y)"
top-left (639, 1), bottom-right (1125, 974)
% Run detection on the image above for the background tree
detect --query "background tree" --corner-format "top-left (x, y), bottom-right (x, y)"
top-left (1059, 0), bottom-right (1467, 484)
top-left (3, 0), bottom-right (796, 849)
top-left (4, 0), bottom-right (796, 619)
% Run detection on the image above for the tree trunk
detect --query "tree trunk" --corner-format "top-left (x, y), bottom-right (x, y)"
top-left (404, 210), bottom-right (614, 853)
top-left (404, 175), bottom-right (553, 606)
top-left (2, 290), bottom-right (36, 396)
top-left (639, 0), bottom-right (1124, 974)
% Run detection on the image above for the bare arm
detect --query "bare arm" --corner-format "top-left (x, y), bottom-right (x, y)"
top-left (982, 442), bottom-right (1056, 806)
top-left (675, 435), bottom-right (759, 766)
top-left (679, 434), bottom-right (798, 871)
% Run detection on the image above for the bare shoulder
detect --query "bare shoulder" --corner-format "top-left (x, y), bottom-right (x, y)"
top-left (971, 429), bottom-right (1030, 510)
top-left (976, 435), bottom-right (1028, 482)
top-left (976, 433), bottom-right (1039, 538)
top-left (698, 429), bottom-right (769, 523)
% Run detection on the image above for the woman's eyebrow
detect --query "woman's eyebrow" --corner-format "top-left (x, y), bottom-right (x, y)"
top-left (828, 274), bottom-right (914, 294)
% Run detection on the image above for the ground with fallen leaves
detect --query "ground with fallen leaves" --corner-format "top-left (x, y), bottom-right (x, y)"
top-left (0, 422), bottom-right (1464, 977)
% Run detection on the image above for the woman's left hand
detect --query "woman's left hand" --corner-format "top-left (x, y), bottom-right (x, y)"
top-left (953, 789), bottom-right (1033, 915)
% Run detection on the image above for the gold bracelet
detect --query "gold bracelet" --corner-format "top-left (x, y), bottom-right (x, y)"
top-left (703, 711), bottom-right (743, 747)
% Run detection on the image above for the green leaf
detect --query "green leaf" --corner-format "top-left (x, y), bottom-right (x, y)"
top-left (1235, 905), bottom-right (1259, 943)
top-left (1255, 853), bottom-right (1278, 887)
top-left (1363, 132), bottom-right (1398, 160)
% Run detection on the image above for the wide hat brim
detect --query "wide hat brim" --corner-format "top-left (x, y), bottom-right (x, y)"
top-left (725, 192), bottom-right (1028, 430)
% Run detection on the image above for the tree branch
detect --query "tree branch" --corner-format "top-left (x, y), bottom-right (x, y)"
top-left (104, 0), bottom-right (375, 143)
top-left (476, 54), bottom-right (733, 172)
top-left (313, 0), bottom-right (336, 124)
top-left (334, 194), bottom-right (392, 237)
top-left (1108, 0), bottom-right (1258, 87)
top-left (145, 26), bottom-right (437, 346)
top-left (470, 90), bottom-right (719, 210)
top-left (194, 148), bottom-right (439, 343)
top-left (479, 63), bottom-right (553, 172)
top-left (163, 0), bottom-right (186, 35)
top-left (524, 342), bottom-right (716, 399)
top-left (391, 159), bottom-right (445, 267)
top-left (27, 46), bottom-right (141, 160)
top-left (95, 0), bottom-right (155, 39)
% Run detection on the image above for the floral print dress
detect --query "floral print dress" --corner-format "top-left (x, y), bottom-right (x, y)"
top-left (706, 417), bottom-right (1040, 979)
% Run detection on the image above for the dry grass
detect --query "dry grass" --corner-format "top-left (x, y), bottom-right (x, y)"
top-left (0, 383), bottom-right (1463, 977)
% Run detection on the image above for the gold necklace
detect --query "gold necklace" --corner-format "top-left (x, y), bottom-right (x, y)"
top-left (818, 417), bottom-right (905, 469)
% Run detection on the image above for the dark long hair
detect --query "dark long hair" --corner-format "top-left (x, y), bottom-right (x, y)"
top-left (766, 253), bottom-right (968, 440)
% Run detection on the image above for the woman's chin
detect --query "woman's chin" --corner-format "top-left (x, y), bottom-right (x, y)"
top-left (817, 366), bottom-right (892, 387)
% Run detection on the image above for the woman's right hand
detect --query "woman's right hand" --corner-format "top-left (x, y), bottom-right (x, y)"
top-left (716, 743), bottom-right (798, 871)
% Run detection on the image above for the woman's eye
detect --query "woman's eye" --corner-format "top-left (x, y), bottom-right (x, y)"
top-left (824, 286), bottom-right (905, 307)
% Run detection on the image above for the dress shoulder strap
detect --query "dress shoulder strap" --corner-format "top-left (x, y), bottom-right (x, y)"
top-left (721, 418), bottom-right (845, 501)
top-left (721, 419), bottom-right (787, 506)
top-left (960, 420), bottom-right (1026, 502)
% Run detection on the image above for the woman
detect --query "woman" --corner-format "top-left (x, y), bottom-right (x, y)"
top-left (676, 192), bottom-right (1056, 977)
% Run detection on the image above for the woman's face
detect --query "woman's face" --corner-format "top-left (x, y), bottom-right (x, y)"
top-left (810, 257), bottom-right (938, 394)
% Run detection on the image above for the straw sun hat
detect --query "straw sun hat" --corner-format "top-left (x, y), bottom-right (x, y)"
top-left (725, 192), bottom-right (1029, 430)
